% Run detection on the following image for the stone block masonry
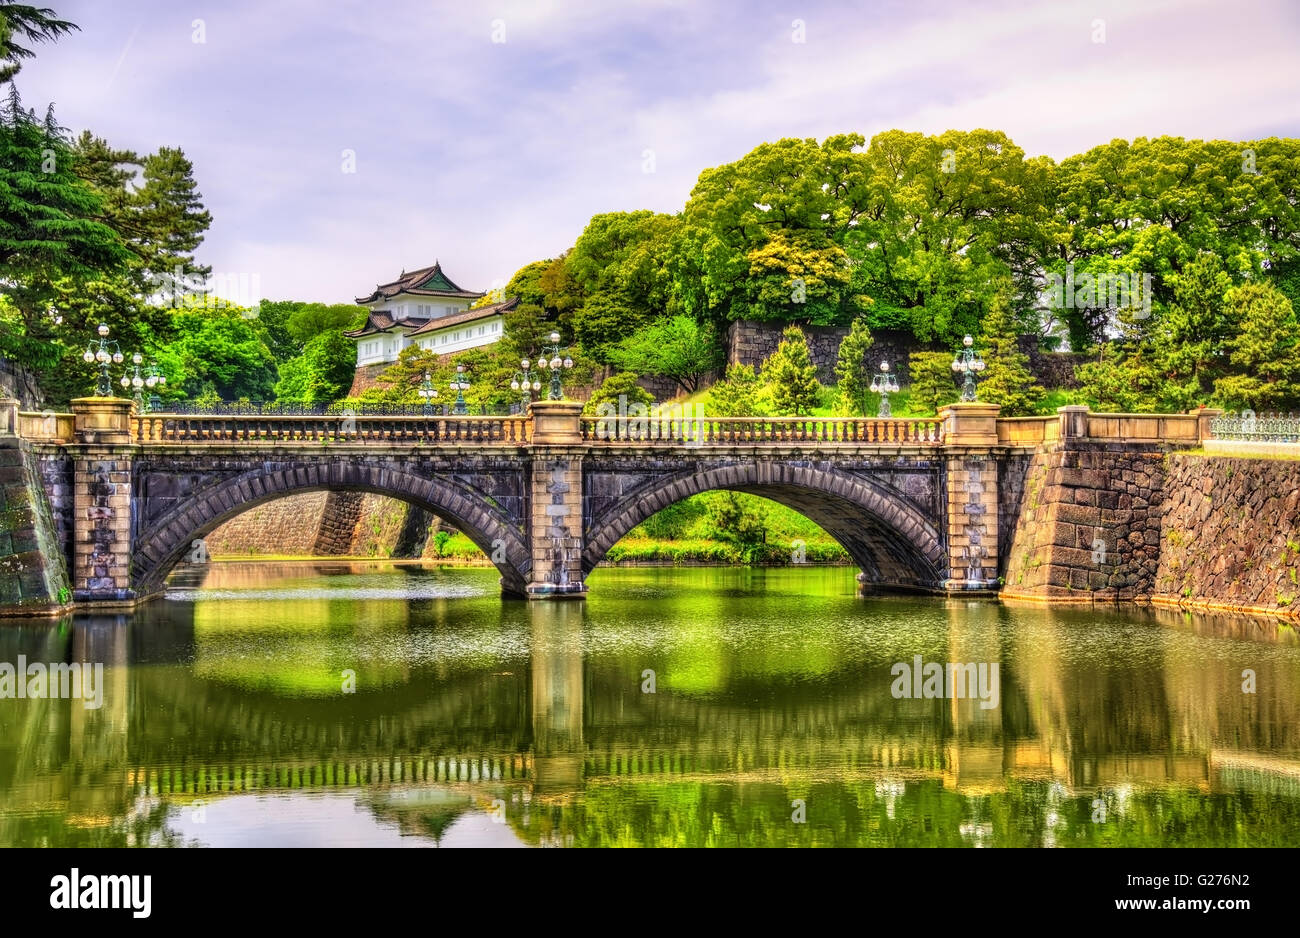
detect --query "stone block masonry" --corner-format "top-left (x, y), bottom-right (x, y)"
top-left (1156, 454), bottom-right (1300, 616)
top-left (1001, 443), bottom-right (1167, 602)
top-left (0, 437), bottom-right (72, 614)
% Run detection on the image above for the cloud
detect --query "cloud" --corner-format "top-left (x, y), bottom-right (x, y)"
top-left (19, 0), bottom-right (1300, 302)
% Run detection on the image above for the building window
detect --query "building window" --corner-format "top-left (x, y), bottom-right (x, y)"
top-left (478, 326), bottom-right (485, 336)
top-left (441, 335), bottom-right (448, 344)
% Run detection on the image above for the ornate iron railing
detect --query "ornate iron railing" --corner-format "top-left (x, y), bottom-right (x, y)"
top-left (1209, 412), bottom-right (1300, 443)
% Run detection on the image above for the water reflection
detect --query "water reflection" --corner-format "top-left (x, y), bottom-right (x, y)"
top-left (0, 562), bottom-right (1298, 847)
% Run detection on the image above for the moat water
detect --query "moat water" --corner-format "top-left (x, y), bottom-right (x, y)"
top-left (1, 562), bottom-right (1297, 847)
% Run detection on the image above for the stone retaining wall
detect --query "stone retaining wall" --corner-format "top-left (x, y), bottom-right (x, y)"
top-left (0, 438), bottom-right (70, 613)
top-left (1155, 455), bottom-right (1300, 615)
top-left (1001, 443), bottom-right (1167, 601)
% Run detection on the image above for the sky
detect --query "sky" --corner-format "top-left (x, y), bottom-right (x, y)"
top-left (18, 0), bottom-right (1300, 305)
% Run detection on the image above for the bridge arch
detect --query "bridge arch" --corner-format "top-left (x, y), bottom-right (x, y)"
top-left (131, 462), bottom-right (531, 596)
top-left (583, 462), bottom-right (947, 589)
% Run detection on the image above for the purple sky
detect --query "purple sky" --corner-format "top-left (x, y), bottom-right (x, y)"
top-left (20, 0), bottom-right (1300, 304)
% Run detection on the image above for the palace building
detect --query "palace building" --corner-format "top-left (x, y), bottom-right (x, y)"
top-left (344, 261), bottom-right (516, 367)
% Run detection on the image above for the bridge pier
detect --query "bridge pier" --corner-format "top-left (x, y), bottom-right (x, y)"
top-left (939, 403), bottom-right (1001, 592)
top-left (525, 401), bottom-right (588, 599)
top-left (69, 398), bottom-right (137, 607)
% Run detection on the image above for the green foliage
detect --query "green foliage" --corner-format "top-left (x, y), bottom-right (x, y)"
top-left (1046, 137), bottom-right (1300, 350)
top-left (165, 306), bottom-right (277, 401)
top-left (700, 491), bottom-right (768, 549)
top-left (706, 363), bottom-right (768, 417)
top-left (1075, 342), bottom-right (1162, 413)
top-left (567, 211), bottom-right (681, 362)
top-left (0, 1), bottom-right (77, 83)
top-left (620, 492), bottom-right (850, 565)
top-left (1153, 254), bottom-right (1234, 411)
top-left (609, 315), bottom-right (721, 394)
top-left (847, 128), bottom-right (1038, 344)
top-left (583, 371), bottom-right (654, 416)
top-left (273, 330), bottom-right (356, 404)
top-left (976, 292), bottom-right (1043, 416)
top-left (0, 88), bottom-right (130, 368)
top-left (681, 134), bottom-right (872, 327)
top-left (833, 317), bottom-right (874, 415)
top-left (1212, 282), bottom-right (1300, 410)
top-left (906, 350), bottom-right (959, 416)
top-left (762, 325), bottom-right (821, 416)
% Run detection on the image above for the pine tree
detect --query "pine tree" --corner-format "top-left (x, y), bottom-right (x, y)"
top-left (134, 146), bottom-right (212, 284)
top-left (976, 294), bottom-right (1043, 416)
top-left (833, 316), bottom-right (873, 415)
top-left (0, 1), bottom-right (78, 83)
top-left (707, 363), bottom-right (767, 417)
top-left (763, 325), bottom-right (821, 416)
top-left (1213, 282), bottom-right (1300, 411)
top-left (907, 350), bottom-right (959, 415)
top-left (1075, 343), bottom-right (1163, 413)
top-left (0, 89), bottom-right (129, 367)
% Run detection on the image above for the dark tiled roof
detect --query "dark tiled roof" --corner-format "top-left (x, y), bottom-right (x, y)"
top-left (355, 260), bottom-right (486, 304)
top-left (342, 311), bottom-right (431, 338)
top-left (406, 297), bottom-right (518, 337)
top-left (343, 297), bottom-right (518, 340)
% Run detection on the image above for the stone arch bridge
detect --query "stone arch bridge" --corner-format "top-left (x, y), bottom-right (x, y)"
top-left (1, 397), bottom-right (1213, 609)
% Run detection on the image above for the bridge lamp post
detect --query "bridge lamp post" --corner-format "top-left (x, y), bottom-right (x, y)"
top-left (950, 334), bottom-right (986, 402)
top-left (418, 371), bottom-right (439, 416)
top-left (541, 332), bottom-right (574, 401)
top-left (82, 323), bottom-right (124, 397)
top-left (510, 358), bottom-right (542, 413)
top-left (120, 353), bottom-right (147, 410)
top-left (870, 360), bottom-right (900, 417)
top-left (449, 364), bottom-right (471, 416)
top-left (144, 360), bottom-right (166, 412)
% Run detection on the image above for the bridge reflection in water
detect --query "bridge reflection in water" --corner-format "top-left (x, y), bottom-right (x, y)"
top-left (1, 565), bottom-right (1299, 847)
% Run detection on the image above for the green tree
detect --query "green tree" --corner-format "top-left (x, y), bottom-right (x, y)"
top-left (567, 211), bottom-right (681, 362)
top-left (906, 351), bottom-right (960, 415)
top-left (133, 146), bottom-right (212, 286)
top-left (701, 491), bottom-right (767, 551)
top-left (166, 306), bottom-right (277, 401)
top-left (706, 363), bottom-right (768, 417)
top-left (583, 371), bottom-right (654, 416)
top-left (833, 316), bottom-right (874, 414)
top-left (762, 325), bottom-right (821, 415)
top-left (849, 128), bottom-right (1043, 343)
top-left (976, 294), bottom-right (1043, 415)
top-left (0, 0), bottom-right (77, 83)
top-left (273, 331), bottom-right (356, 404)
top-left (609, 315), bottom-right (721, 395)
top-left (1153, 253), bottom-right (1233, 410)
top-left (680, 134), bottom-right (872, 327)
top-left (1075, 342), bottom-right (1163, 413)
top-left (0, 89), bottom-right (130, 375)
top-left (1213, 282), bottom-right (1300, 411)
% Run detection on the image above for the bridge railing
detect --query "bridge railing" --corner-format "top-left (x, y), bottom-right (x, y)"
top-left (132, 413), bottom-right (531, 445)
top-left (17, 411), bottom-right (75, 443)
top-left (1086, 412), bottom-right (1200, 443)
top-left (995, 416), bottom-right (1060, 446)
top-left (580, 415), bottom-right (945, 445)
